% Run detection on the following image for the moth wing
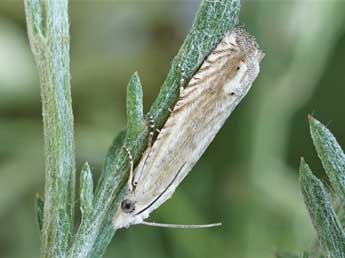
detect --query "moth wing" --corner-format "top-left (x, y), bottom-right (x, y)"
top-left (130, 163), bottom-right (188, 217)
top-left (132, 146), bottom-right (152, 186)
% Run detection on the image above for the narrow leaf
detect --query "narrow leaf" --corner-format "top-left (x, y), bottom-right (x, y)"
top-left (96, 130), bottom-right (126, 192)
top-left (56, 207), bottom-right (70, 255)
top-left (35, 193), bottom-right (44, 234)
top-left (80, 162), bottom-right (94, 220)
top-left (309, 116), bottom-right (345, 204)
top-left (300, 158), bottom-right (345, 258)
top-left (126, 72), bottom-right (145, 139)
top-left (86, 215), bottom-right (115, 258)
top-left (149, 0), bottom-right (240, 128)
top-left (176, 0), bottom-right (240, 78)
top-left (24, 0), bottom-right (46, 37)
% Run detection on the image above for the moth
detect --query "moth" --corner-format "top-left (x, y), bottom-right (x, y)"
top-left (113, 28), bottom-right (264, 229)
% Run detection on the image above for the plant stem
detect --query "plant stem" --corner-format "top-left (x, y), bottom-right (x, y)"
top-left (24, 1), bottom-right (75, 258)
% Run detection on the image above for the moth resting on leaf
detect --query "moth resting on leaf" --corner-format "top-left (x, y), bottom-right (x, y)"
top-left (113, 28), bottom-right (264, 229)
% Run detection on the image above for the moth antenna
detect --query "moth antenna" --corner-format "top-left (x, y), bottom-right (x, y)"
top-left (131, 112), bottom-right (157, 188)
top-left (142, 221), bottom-right (222, 229)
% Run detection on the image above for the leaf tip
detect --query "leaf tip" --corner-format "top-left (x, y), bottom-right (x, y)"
top-left (132, 71), bottom-right (139, 79)
top-left (129, 71), bottom-right (141, 87)
top-left (308, 115), bottom-right (321, 130)
top-left (80, 161), bottom-right (94, 219)
top-left (82, 161), bottom-right (90, 172)
top-left (35, 192), bottom-right (43, 200)
top-left (299, 156), bottom-right (307, 169)
top-left (299, 157), bottom-right (313, 182)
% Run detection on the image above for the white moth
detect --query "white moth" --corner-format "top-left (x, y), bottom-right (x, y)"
top-left (113, 28), bottom-right (264, 229)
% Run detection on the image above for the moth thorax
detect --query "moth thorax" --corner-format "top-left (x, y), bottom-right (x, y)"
top-left (121, 199), bottom-right (135, 213)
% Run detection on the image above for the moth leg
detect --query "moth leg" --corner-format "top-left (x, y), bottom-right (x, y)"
top-left (131, 113), bottom-right (158, 189)
top-left (147, 113), bottom-right (156, 148)
top-left (177, 63), bottom-right (186, 89)
top-left (132, 147), bottom-right (150, 189)
top-left (123, 145), bottom-right (134, 192)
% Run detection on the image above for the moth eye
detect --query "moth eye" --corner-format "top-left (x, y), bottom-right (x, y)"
top-left (121, 199), bottom-right (135, 213)
top-left (236, 60), bottom-right (245, 71)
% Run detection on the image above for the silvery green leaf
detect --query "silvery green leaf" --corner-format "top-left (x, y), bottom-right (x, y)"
top-left (309, 116), bottom-right (345, 204)
top-left (300, 158), bottom-right (345, 258)
top-left (80, 162), bottom-right (94, 220)
top-left (149, 0), bottom-right (240, 128)
top-left (126, 72), bottom-right (145, 140)
top-left (96, 130), bottom-right (126, 192)
top-left (35, 193), bottom-right (44, 234)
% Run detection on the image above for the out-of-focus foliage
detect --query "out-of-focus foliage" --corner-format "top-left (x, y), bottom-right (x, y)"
top-left (0, 1), bottom-right (345, 258)
top-left (275, 251), bottom-right (300, 258)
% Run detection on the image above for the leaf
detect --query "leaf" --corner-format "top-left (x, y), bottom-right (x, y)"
top-left (176, 0), bottom-right (240, 78)
top-left (80, 162), bottom-right (94, 220)
top-left (300, 158), bottom-right (345, 258)
top-left (35, 193), bottom-right (44, 234)
top-left (126, 72), bottom-right (145, 140)
top-left (309, 115), bottom-right (345, 204)
top-left (96, 130), bottom-right (126, 192)
top-left (24, 0), bottom-right (46, 38)
top-left (149, 0), bottom-right (240, 128)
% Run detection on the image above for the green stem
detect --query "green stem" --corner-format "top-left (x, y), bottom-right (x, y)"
top-left (24, 0), bottom-right (75, 258)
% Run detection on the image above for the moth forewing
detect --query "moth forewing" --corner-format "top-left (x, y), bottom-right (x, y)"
top-left (113, 28), bottom-right (264, 229)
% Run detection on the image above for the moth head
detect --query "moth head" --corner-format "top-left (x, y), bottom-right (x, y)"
top-left (113, 197), bottom-right (151, 229)
top-left (222, 28), bottom-right (264, 95)
top-left (233, 28), bottom-right (264, 76)
top-left (113, 198), bottom-right (137, 229)
top-left (121, 199), bottom-right (136, 213)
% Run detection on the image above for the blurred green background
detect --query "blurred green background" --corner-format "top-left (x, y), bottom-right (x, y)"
top-left (1, 0), bottom-right (345, 257)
